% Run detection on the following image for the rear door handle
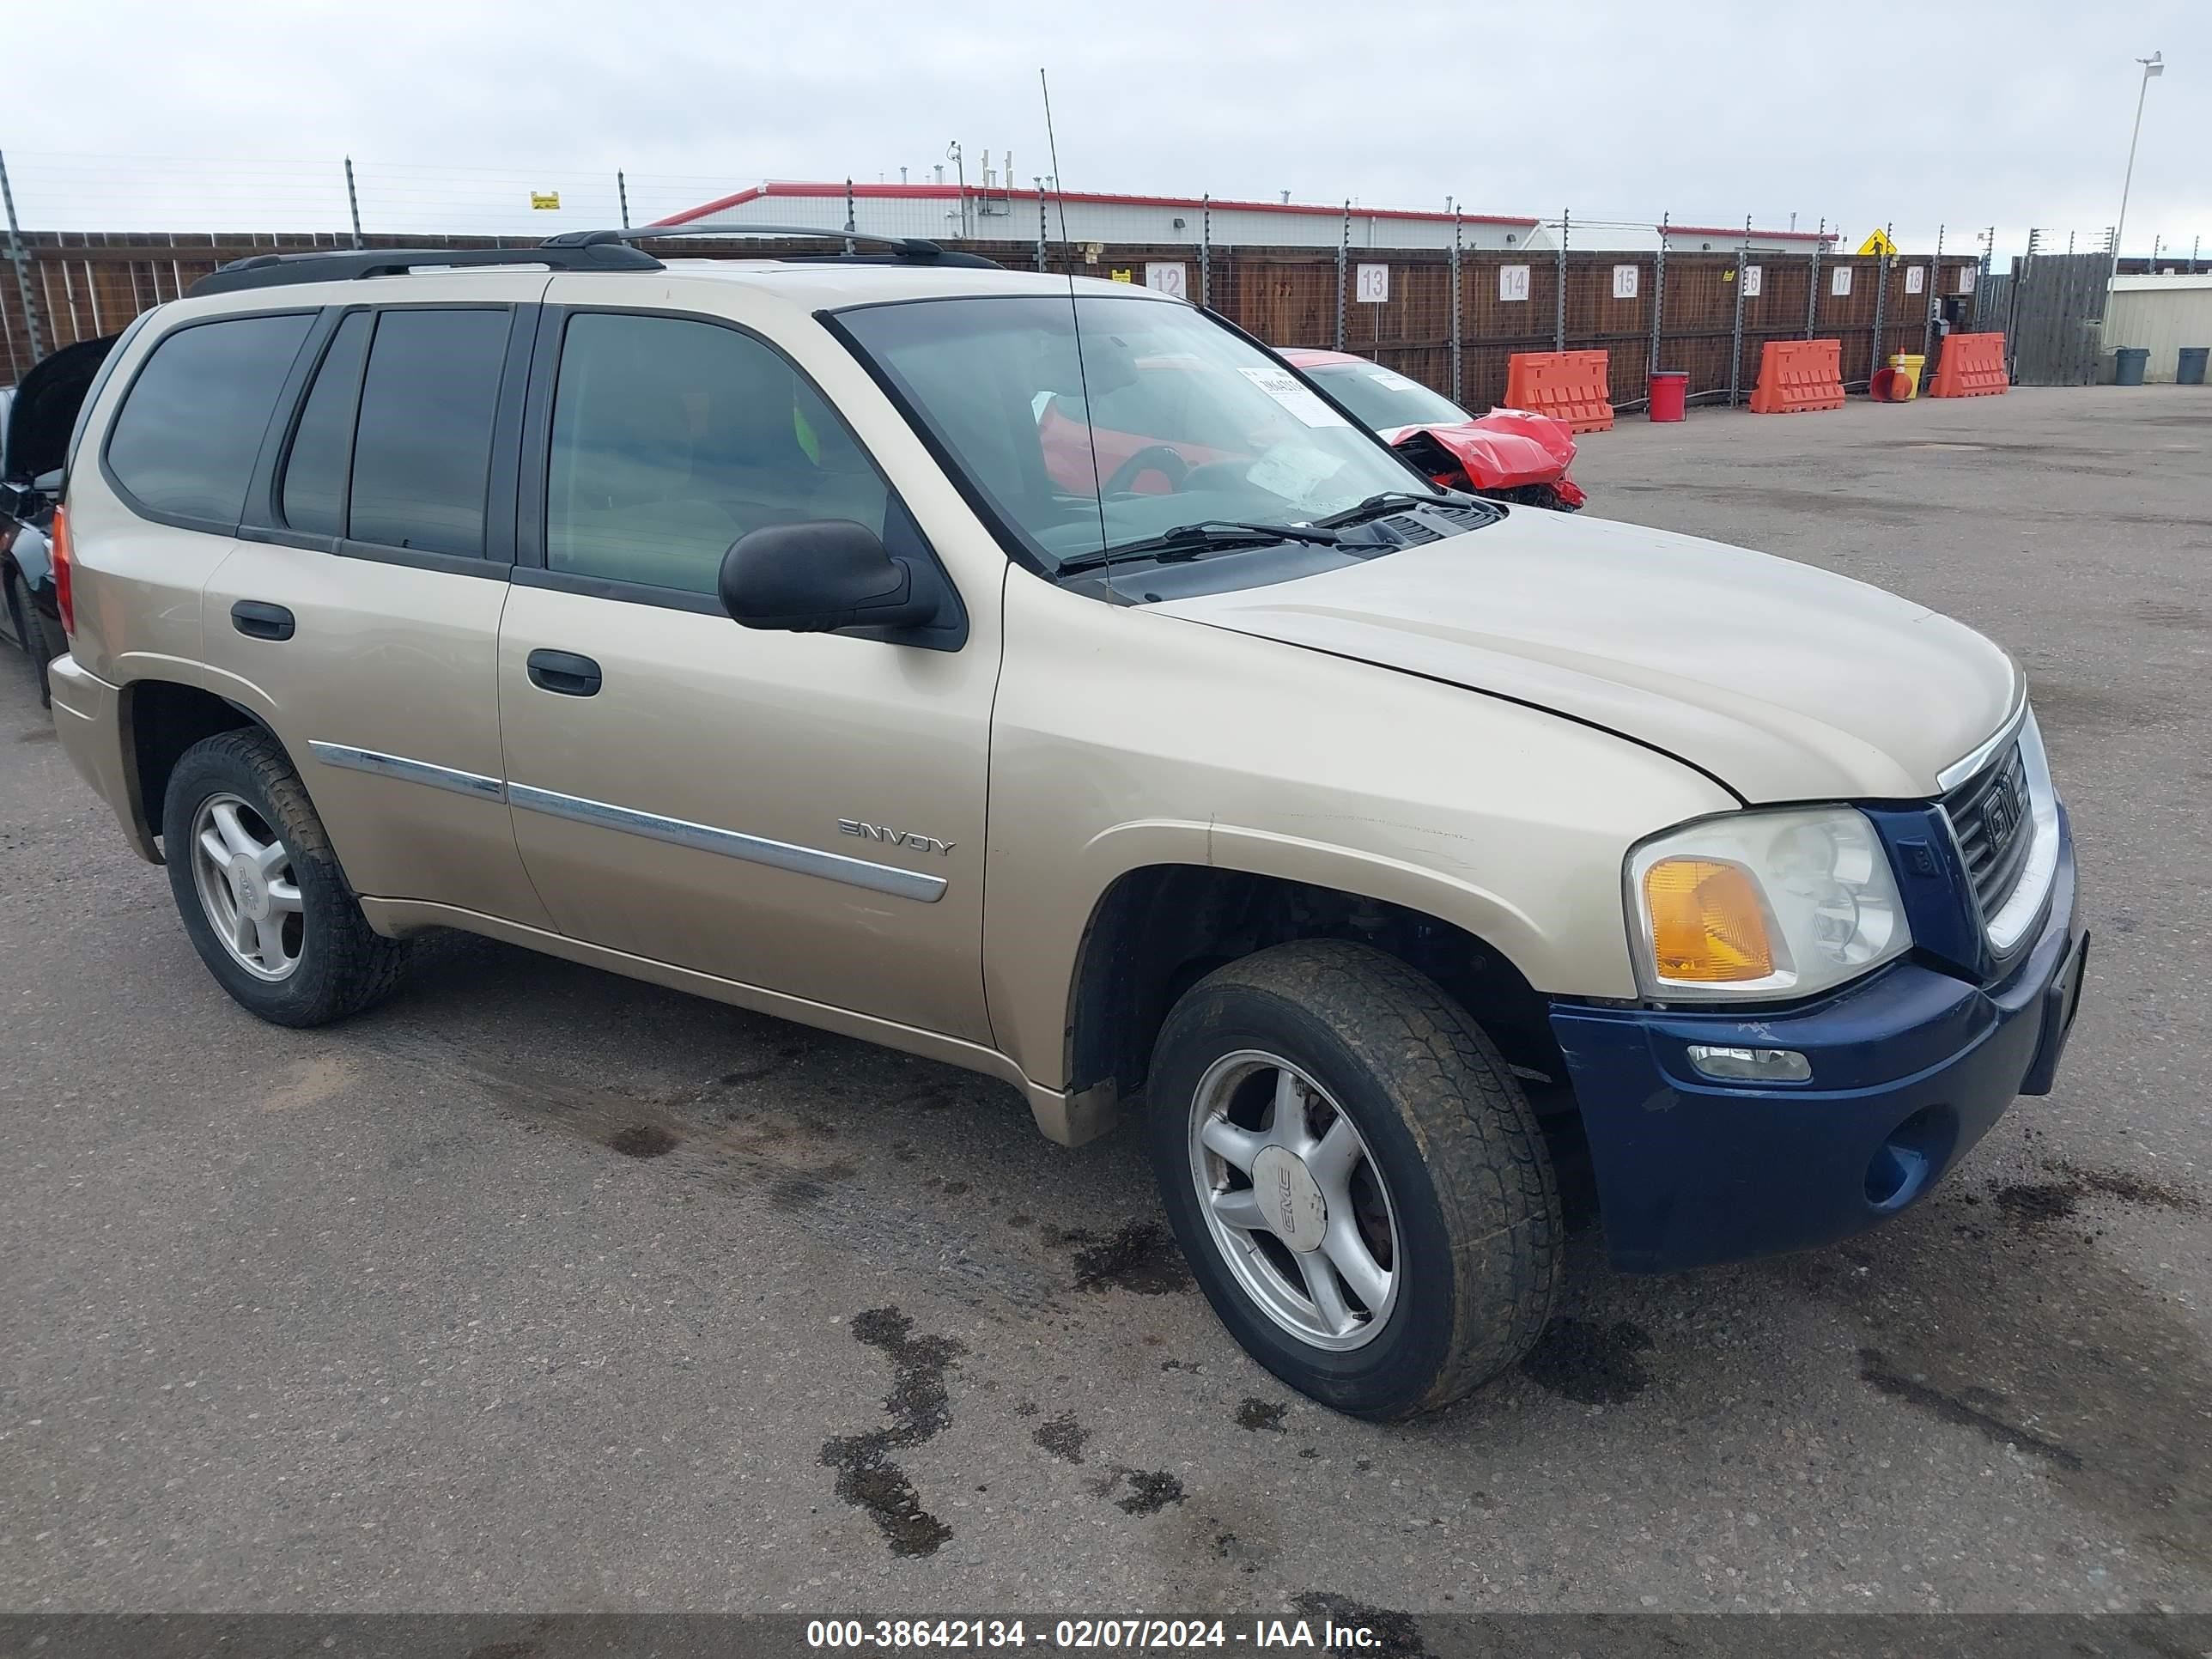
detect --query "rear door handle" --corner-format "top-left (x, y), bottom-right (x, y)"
top-left (526, 648), bottom-right (602, 697)
top-left (230, 600), bottom-right (295, 641)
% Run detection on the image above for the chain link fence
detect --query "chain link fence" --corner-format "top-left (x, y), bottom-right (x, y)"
top-left (3, 151), bottom-right (2198, 406)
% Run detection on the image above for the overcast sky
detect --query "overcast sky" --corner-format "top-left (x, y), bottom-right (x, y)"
top-left (24, 0), bottom-right (2209, 260)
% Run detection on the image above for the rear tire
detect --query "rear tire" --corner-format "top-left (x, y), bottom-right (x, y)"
top-left (1147, 939), bottom-right (1560, 1420)
top-left (162, 728), bottom-right (410, 1027)
top-left (2, 566), bottom-right (36, 696)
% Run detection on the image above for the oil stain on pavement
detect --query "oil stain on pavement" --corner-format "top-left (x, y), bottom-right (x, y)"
top-left (1032, 1412), bottom-right (1090, 1464)
top-left (1068, 1221), bottom-right (1193, 1295)
top-left (820, 1307), bottom-right (964, 1557)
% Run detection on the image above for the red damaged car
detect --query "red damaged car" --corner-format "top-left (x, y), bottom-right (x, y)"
top-left (1279, 348), bottom-right (1585, 512)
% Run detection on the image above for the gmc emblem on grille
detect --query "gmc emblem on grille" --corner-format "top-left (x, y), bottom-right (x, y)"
top-left (1984, 776), bottom-right (2018, 848)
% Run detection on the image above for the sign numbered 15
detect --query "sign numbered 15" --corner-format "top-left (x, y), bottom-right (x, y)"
top-left (1355, 264), bottom-right (1390, 304)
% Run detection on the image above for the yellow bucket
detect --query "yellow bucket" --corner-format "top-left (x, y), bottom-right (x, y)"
top-left (1887, 353), bottom-right (1926, 399)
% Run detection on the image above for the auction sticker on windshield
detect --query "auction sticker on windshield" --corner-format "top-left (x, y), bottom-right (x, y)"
top-left (1236, 366), bottom-right (1351, 428)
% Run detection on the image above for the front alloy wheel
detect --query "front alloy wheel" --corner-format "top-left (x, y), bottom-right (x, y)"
top-left (1188, 1050), bottom-right (1400, 1350)
top-left (1147, 939), bottom-right (1560, 1419)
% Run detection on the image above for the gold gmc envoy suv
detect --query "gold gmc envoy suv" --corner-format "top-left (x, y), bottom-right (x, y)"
top-left (43, 230), bottom-right (2085, 1419)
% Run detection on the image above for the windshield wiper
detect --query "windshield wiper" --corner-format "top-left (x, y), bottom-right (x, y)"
top-left (1055, 520), bottom-right (1342, 574)
top-left (1315, 490), bottom-right (1456, 528)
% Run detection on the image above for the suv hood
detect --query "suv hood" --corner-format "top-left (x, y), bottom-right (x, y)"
top-left (1155, 507), bottom-right (2017, 802)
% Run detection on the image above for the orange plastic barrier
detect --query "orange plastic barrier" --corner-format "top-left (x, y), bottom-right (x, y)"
top-left (1748, 339), bottom-right (1845, 415)
top-left (1504, 349), bottom-right (1614, 433)
top-left (1927, 332), bottom-right (2009, 398)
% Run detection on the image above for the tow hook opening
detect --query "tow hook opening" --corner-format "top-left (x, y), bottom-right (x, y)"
top-left (1864, 1105), bottom-right (1957, 1211)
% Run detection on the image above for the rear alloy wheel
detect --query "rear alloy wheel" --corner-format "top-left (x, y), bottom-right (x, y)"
top-left (1148, 939), bottom-right (1560, 1419)
top-left (188, 792), bottom-right (306, 981)
top-left (162, 728), bottom-right (410, 1026)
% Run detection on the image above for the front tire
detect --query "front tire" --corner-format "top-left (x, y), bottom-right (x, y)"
top-left (162, 728), bottom-right (410, 1026)
top-left (1147, 939), bottom-right (1560, 1419)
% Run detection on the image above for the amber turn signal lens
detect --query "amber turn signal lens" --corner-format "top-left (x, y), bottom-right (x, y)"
top-left (1644, 857), bottom-right (1775, 981)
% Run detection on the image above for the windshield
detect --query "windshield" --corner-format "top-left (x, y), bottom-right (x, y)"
top-left (836, 294), bottom-right (1444, 570)
top-left (1302, 362), bottom-right (1474, 432)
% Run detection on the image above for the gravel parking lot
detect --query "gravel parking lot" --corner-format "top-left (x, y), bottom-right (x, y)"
top-left (3, 386), bottom-right (2208, 1617)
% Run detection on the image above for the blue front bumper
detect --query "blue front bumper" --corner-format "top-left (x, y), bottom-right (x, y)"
top-left (1551, 808), bottom-right (2083, 1273)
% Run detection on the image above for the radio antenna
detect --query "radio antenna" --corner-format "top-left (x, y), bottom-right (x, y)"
top-left (1041, 67), bottom-right (1109, 563)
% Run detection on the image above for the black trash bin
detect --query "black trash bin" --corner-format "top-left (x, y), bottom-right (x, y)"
top-left (2179, 346), bottom-right (2209, 386)
top-left (2114, 347), bottom-right (2150, 386)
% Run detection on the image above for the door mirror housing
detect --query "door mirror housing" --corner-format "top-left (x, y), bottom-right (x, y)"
top-left (718, 520), bottom-right (939, 635)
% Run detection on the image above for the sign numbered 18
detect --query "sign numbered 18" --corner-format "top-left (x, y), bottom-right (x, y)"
top-left (1355, 264), bottom-right (1390, 304)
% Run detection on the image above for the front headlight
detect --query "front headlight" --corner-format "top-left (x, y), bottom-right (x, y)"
top-left (1626, 806), bottom-right (1913, 1001)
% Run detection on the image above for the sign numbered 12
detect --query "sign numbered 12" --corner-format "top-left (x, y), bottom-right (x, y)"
top-left (1144, 263), bottom-right (1188, 299)
top-left (1355, 264), bottom-right (1390, 304)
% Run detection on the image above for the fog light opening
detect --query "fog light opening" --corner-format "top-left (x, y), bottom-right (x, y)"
top-left (1865, 1106), bottom-right (1957, 1211)
top-left (1686, 1043), bottom-right (1812, 1084)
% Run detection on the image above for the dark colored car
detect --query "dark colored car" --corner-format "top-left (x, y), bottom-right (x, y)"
top-left (3, 335), bottom-right (121, 703)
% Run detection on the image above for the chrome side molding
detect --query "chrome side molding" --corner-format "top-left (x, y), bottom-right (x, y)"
top-left (507, 782), bottom-right (948, 904)
top-left (307, 741), bottom-right (506, 801)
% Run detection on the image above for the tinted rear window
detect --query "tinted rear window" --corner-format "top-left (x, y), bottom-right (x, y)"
top-left (105, 313), bottom-right (313, 524)
top-left (346, 309), bottom-right (509, 556)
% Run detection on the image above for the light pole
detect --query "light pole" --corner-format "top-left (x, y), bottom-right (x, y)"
top-left (2112, 51), bottom-right (2164, 272)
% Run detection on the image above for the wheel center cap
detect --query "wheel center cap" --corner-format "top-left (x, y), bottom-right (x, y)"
top-left (1249, 1146), bottom-right (1328, 1253)
top-left (229, 855), bottom-right (270, 921)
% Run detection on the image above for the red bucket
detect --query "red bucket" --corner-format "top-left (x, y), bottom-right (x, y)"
top-left (1648, 370), bottom-right (1688, 422)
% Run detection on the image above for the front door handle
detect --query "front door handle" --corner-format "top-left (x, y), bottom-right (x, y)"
top-left (526, 648), bottom-right (602, 697)
top-left (231, 600), bottom-right (295, 641)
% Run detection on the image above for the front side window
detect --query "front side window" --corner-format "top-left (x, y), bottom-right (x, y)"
top-left (106, 313), bottom-right (313, 525)
top-left (346, 309), bottom-right (510, 555)
top-left (545, 313), bottom-right (888, 597)
top-left (836, 295), bottom-right (1445, 571)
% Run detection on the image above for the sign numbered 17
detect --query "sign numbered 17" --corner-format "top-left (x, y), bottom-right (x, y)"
top-left (1355, 264), bottom-right (1390, 304)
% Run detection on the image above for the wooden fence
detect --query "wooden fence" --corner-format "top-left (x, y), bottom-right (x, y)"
top-left (3, 228), bottom-right (1989, 411)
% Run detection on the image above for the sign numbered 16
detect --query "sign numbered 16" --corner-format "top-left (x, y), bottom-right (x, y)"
top-left (1355, 264), bottom-right (1390, 304)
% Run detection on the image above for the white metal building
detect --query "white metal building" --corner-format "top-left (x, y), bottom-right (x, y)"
top-left (652, 181), bottom-right (1540, 251)
top-left (2102, 274), bottom-right (2212, 381)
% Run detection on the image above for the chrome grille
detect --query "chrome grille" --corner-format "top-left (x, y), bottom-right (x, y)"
top-left (1943, 740), bottom-right (2033, 925)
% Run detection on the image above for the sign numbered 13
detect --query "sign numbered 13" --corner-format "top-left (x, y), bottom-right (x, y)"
top-left (1355, 264), bottom-right (1390, 304)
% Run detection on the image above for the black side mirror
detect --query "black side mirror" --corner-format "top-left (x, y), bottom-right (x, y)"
top-left (718, 520), bottom-right (938, 635)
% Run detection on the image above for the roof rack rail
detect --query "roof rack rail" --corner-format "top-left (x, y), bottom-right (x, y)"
top-left (546, 224), bottom-right (1003, 270)
top-left (190, 240), bottom-right (662, 297)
